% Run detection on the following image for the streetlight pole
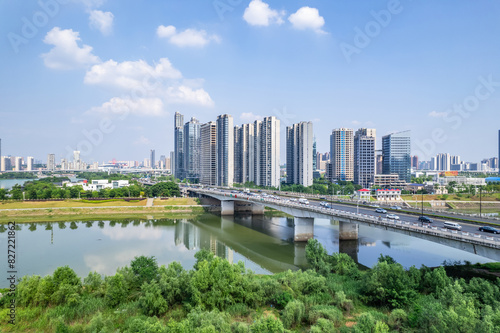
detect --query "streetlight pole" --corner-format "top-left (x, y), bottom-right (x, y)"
top-left (421, 191), bottom-right (424, 217)
top-left (479, 186), bottom-right (482, 217)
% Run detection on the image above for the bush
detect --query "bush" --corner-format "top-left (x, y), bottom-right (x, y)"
top-left (250, 315), bottom-right (284, 333)
top-left (139, 280), bottom-right (168, 316)
top-left (388, 309), bottom-right (407, 330)
top-left (308, 305), bottom-right (343, 325)
top-left (230, 321), bottom-right (249, 333)
top-left (281, 300), bottom-right (305, 329)
top-left (273, 291), bottom-right (293, 310)
top-left (354, 312), bottom-right (376, 333)
top-left (105, 273), bottom-right (128, 307)
top-left (310, 318), bottom-right (337, 333)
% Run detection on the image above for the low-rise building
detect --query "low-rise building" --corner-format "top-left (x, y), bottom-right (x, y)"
top-left (64, 179), bottom-right (130, 191)
top-left (372, 174), bottom-right (406, 188)
top-left (355, 189), bottom-right (371, 201)
top-left (375, 188), bottom-right (402, 201)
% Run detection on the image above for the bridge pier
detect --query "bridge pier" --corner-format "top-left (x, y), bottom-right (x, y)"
top-left (294, 217), bottom-right (314, 242)
top-left (339, 221), bottom-right (358, 240)
top-left (251, 203), bottom-right (265, 215)
top-left (221, 200), bottom-right (235, 216)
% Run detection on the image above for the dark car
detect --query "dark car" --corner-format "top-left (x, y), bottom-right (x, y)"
top-left (418, 216), bottom-right (433, 223)
top-left (479, 226), bottom-right (500, 234)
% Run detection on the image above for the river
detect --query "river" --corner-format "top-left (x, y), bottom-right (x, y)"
top-left (0, 213), bottom-right (494, 288)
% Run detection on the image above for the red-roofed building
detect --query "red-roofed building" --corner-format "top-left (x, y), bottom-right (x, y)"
top-left (355, 188), bottom-right (371, 201)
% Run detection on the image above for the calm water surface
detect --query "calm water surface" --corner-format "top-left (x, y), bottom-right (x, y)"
top-left (0, 213), bottom-right (494, 288)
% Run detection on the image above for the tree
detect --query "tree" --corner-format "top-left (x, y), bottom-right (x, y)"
top-left (130, 256), bottom-right (159, 289)
top-left (105, 273), bottom-right (128, 307)
top-left (139, 280), bottom-right (168, 316)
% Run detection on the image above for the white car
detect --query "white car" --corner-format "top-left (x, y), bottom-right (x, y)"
top-left (386, 214), bottom-right (400, 220)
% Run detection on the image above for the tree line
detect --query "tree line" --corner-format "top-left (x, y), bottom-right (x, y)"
top-left (1, 239), bottom-right (499, 332)
top-left (0, 180), bottom-right (180, 200)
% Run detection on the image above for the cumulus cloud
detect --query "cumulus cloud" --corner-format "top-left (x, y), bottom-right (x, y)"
top-left (428, 111), bottom-right (449, 118)
top-left (84, 58), bottom-right (182, 90)
top-left (240, 112), bottom-right (263, 122)
top-left (288, 7), bottom-right (326, 34)
top-left (157, 25), bottom-right (220, 48)
top-left (243, 0), bottom-right (285, 26)
top-left (84, 57), bottom-right (214, 115)
top-left (87, 97), bottom-right (165, 117)
top-left (165, 86), bottom-right (214, 107)
top-left (41, 27), bottom-right (100, 70)
top-left (89, 10), bottom-right (114, 35)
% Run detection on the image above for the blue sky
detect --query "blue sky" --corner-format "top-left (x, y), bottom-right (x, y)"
top-left (1, 0), bottom-right (499, 164)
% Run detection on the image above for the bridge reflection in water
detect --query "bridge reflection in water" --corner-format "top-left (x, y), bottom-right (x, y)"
top-left (171, 214), bottom-right (374, 273)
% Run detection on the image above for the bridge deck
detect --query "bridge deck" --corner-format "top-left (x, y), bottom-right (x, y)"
top-left (192, 189), bottom-right (500, 251)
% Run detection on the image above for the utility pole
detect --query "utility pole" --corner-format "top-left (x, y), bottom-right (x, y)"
top-left (479, 186), bottom-right (482, 217)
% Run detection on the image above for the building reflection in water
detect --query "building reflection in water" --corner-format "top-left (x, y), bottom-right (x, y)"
top-left (174, 219), bottom-right (234, 264)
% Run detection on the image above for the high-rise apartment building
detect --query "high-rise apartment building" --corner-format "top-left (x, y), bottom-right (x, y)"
top-left (174, 112), bottom-right (184, 180)
top-left (14, 157), bottom-right (22, 171)
top-left (330, 128), bottom-right (354, 182)
top-left (170, 151), bottom-right (175, 175)
top-left (286, 121), bottom-right (313, 187)
top-left (411, 155), bottom-right (419, 170)
top-left (47, 154), bottom-right (55, 171)
top-left (312, 139), bottom-right (317, 171)
top-left (234, 123), bottom-right (255, 184)
top-left (150, 149), bottom-right (155, 169)
top-left (27, 156), bottom-right (34, 171)
top-left (0, 156), bottom-right (10, 171)
top-left (354, 128), bottom-right (376, 188)
top-left (382, 130), bottom-right (411, 183)
top-left (184, 117), bottom-right (201, 181)
top-left (254, 116), bottom-right (280, 187)
top-left (200, 121), bottom-right (217, 185)
top-left (216, 114), bottom-right (234, 187)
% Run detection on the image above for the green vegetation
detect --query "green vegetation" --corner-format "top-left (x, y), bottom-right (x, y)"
top-left (0, 172), bottom-right (37, 179)
top-left (2, 240), bottom-right (500, 332)
top-left (234, 177), bottom-right (363, 196)
top-left (0, 180), bottom-right (179, 201)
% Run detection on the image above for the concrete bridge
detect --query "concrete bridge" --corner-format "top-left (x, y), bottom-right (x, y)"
top-left (189, 188), bottom-right (500, 261)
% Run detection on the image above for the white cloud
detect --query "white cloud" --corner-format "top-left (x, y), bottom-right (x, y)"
top-left (89, 10), bottom-right (114, 35)
top-left (41, 27), bottom-right (100, 70)
top-left (134, 135), bottom-right (152, 146)
top-left (84, 57), bottom-right (214, 115)
top-left (87, 97), bottom-right (165, 117)
top-left (240, 112), bottom-right (263, 122)
top-left (165, 86), bottom-right (214, 107)
top-left (157, 25), bottom-right (220, 48)
top-left (84, 58), bottom-right (182, 90)
top-left (428, 111), bottom-right (449, 118)
top-left (288, 7), bottom-right (326, 34)
top-left (243, 0), bottom-right (284, 26)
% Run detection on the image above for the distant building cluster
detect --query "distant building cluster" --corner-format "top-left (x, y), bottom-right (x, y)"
top-left (174, 112), bottom-right (281, 187)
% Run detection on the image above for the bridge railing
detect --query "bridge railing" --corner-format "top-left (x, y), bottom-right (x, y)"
top-left (193, 188), bottom-right (500, 249)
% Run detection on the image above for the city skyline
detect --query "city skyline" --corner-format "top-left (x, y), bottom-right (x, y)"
top-left (1, 1), bottom-right (500, 163)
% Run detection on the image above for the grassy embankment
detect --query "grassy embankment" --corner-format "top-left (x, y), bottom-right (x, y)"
top-left (0, 198), bottom-right (203, 223)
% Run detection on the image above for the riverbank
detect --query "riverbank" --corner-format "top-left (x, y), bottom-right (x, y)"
top-left (0, 198), bottom-right (206, 223)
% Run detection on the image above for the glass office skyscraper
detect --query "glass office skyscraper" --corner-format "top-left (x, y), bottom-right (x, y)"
top-left (382, 130), bottom-right (411, 183)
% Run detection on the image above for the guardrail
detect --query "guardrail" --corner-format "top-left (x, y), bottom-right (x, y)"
top-left (193, 188), bottom-right (500, 250)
